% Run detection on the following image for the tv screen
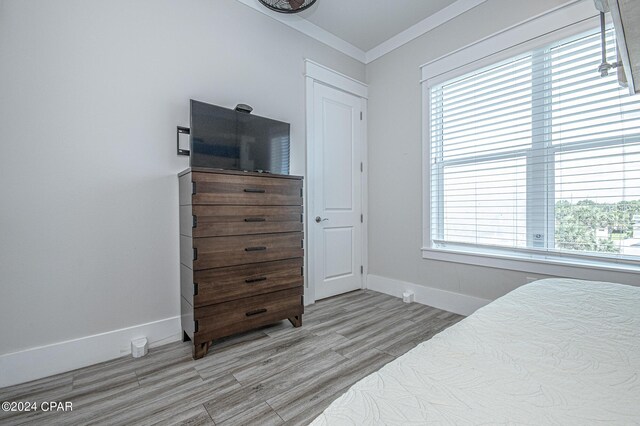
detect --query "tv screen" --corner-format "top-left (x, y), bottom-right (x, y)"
top-left (190, 100), bottom-right (290, 175)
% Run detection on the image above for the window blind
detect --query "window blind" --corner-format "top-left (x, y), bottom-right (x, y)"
top-left (430, 28), bottom-right (640, 261)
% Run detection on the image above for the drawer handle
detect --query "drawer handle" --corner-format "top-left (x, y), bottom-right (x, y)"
top-left (244, 217), bottom-right (266, 222)
top-left (246, 308), bottom-right (267, 317)
top-left (245, 246), bottom-right (267, 252)
top-left (245, 276), bottom-right (267, 284)
top-left (244, 188), bottom-right (266, 193)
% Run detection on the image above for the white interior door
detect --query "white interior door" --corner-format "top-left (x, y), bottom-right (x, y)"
top-left (311, 82), bottom-right (363, 300)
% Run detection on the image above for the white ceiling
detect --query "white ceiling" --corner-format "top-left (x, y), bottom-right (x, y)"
top-left (236, 0), bottom-right (486, 63)
top-left (299, 0), bottom-right (459, 51)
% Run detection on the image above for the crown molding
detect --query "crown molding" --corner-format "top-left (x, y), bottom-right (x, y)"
top-left (235, 0), bottom-right (487, 65)
top-left (365, 0), bottom-right (487, 63)
top-left (234, 0), bottom-right (367, 63)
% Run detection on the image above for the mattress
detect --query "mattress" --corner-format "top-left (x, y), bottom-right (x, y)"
top-left (310, 278), bottom-right (640, 425)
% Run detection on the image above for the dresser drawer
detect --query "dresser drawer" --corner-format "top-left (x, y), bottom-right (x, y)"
top-left (192, 172), bottom-right (303, 206)
top-left (194, 287), bottom-right (303, 339)
top-left (194, 258), bottom-right (303, 306)
top-left (193, 232), bottom-right (303, 270)
top-left (192, 205), bottom-right (303, 238)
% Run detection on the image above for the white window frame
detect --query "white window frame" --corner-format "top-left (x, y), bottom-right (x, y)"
top-left (421, 0), bottom-right (640, 277)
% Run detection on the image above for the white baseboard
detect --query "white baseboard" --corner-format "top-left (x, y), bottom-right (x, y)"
top-left (0, 316), bottom-right (181, 388)
top-left (367, 274), bottom-right (491, 316)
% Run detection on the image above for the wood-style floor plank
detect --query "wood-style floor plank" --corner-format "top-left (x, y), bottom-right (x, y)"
top-left (216, 402), bottom-right (284, 426)
top-left (0, 290), bottom-right (464, 425)
top-left (267, 348), bottom-right (395, 422)
top-left (203, 349), bottom-right (346, 424)
top-left (151, 404), bottom-right (214, 426)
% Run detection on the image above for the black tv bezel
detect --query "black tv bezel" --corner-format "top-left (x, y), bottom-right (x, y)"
top-left (189, 99), bottom-right (291, 176)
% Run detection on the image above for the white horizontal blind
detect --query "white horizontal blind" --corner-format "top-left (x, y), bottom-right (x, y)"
top-left (430, 28), bottom-right (640, 261)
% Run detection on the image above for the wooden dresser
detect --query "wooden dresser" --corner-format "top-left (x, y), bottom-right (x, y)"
top-left (179, 168), bottom-right (304, 359)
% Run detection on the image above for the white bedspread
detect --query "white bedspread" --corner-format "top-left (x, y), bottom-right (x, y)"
top-left (310, 278), bottom-right (640, 425)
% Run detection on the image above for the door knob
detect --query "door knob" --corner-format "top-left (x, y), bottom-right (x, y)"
top-left (315, 216), bottom-right (328, 223)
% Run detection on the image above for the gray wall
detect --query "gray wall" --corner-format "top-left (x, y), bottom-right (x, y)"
top-left (0, 0), bottom-right (365, 355)
top-left (365, 0), bottom-right (639, 302)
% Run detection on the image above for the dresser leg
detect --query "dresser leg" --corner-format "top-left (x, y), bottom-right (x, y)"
top-left (288, 315), bottom-right (302, 328)
top-left (193, 341), bottom-right (211, 359)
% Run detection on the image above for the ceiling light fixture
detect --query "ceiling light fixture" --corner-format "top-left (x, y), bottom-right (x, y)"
top-left (258, 0), bottom-right (317, 14)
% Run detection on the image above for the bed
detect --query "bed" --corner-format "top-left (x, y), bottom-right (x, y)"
top-left (310, 278), bottom-right (640, 425)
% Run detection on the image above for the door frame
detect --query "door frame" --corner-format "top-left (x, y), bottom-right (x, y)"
top-left (304, 59), bottom-right (369, 305)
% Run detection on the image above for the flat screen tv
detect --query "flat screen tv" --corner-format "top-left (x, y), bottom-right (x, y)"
top-left (190, 100), bottom-right (290, 175)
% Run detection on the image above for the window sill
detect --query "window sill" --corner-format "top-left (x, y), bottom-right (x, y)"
top-left (421, 245), bottom-right (640, 278)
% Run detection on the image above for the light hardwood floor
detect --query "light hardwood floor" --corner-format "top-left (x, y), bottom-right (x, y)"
top-left (0, 290), bottom-right (464, 425)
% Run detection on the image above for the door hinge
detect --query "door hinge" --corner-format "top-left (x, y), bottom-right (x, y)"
top-left (192, 181), bottom-right (196, 195)
top-left (360, 111), bottom-right (363, 120)
top-left (194, 282), bottom-right (199, 296)
top-left (360, 214), bottom-right (363, 223)
top-left (194, 320), bottom-right (199, 333)
top-left (192, 215), bottom-right (198, 228)
top-left (360, 265), bottom-right (364, 274)
top-left (193, 248), bottom-right (198, 261)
